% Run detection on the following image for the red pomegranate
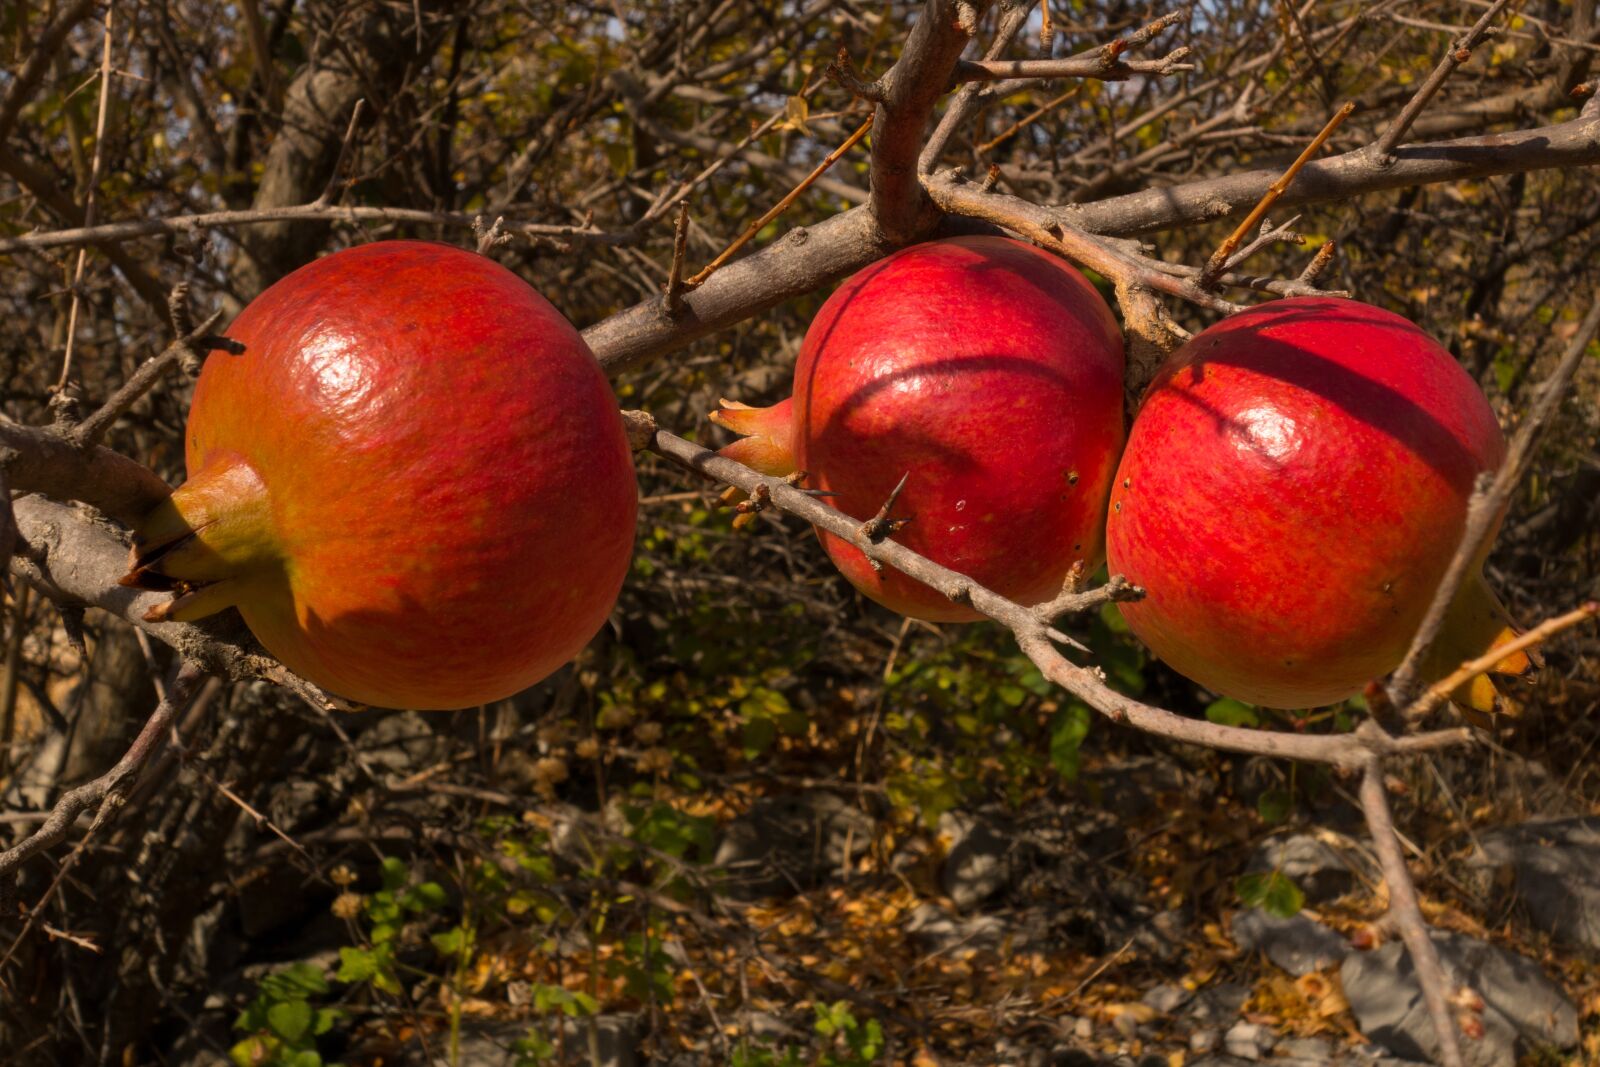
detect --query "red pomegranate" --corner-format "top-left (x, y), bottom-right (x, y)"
top-left (713, 235), bottom-right (1125, 621)
top-left (1105, 296), bottom-right (1529, 709)
top-left (124, 241), bottom-right (637, 710)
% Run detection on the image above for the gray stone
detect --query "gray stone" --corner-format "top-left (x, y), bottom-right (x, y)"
top-left (1247, 833), bottom-right (1375, 904)
top-left (1141, 982), bottom-right (1191, 1015)
top-left (1223, 1021), bottom-right (1271, 1060)
top-left (1230, 908), bottom-right (1351, 976)
top-left (905, 902), bottom-right (1008, 953)
top-left (1188, 1028), bottom-right (1217, 1054)
top-left (940, 810), bottom-right (1017, 909)
top-left (1185, 982), bottom-right (1250, 1025)
top-left (714, 791), bottom-right (874, 896)
top-left (1277, 1036), bottom-right (1335, 1059)
top-left (1468, 817), bottom-right (1600, 952)
top-left (1341, 929), bottom-right (1578, 1066)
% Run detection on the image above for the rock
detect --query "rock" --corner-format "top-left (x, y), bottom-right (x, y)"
top-left (1089, 754), bottom-right (1194, 817)
top-left (905, 902), bottom-right (1008, 953)
top-left (1185, 982), bottom-right (1250, 1025)
top-left (1276, 1036), bottom-right (1334, 1060)
top-left (1188, 1028), bottom-right (1217, 1054)
top-left (713, 791), bottom-right (874, 896)
top-left (1141, 982), bottom-right (1191, 1015)
top-left (1230, 908), bottom-right (1351, 976)
top-left (1468, 817), bottom-right (1600, 952)
top-left (1246, 833), bottom-right (1375, 904)
top-left (1223, 1021), bottom-right (1271, 1060)
top-left (940, 810), bottom-right (1018, 908)
top-left (389, 1015), bottom-right (640, 1067)
top-left (1340, 929), bottom-right (1578, 1066)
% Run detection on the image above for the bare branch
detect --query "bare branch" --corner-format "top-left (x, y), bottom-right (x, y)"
top-left (1388, 295), bottom-right (1600, 705)
top-left (1198, 103), bottom-right (1353, 289)
top-left (869, 0), bottom-right (986, 242)
top-left (68, 285), bottom-right (244, 449)
top-left (0, 663), bottom-right (205, 887)
top-left (953, 49), bottom-right (1194, 83)
top-left (1358, 761), bottom-right (1466, 1067)
top-left (632, 413), bottom-right (1474, 769)
top-left (1371, 0), bottom-right (1517, 162)
top-left (1407, 602), bottom-right (1600, 721)
top-left (683, 116), bottom-right (873, 290)
top-left (1066, 110), bottom-right (1600, 237)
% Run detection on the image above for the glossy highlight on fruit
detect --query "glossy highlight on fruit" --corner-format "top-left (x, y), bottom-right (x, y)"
top-left (713, 236), bottom-right (1125, 622)
top-left (1105, 296), bottom-right (1529, 709)
top-left (125, 241), bottom-right (637, 710)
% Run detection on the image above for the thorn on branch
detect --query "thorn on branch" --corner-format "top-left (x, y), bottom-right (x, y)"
top-left (662, 201), bottom-right (690, 317)
top-left (853, 472), bottom-right (913, 572)
top-left (981, 163), bottom-right (1001, 191)
top-left (827, 47), bottom-right (886, 103)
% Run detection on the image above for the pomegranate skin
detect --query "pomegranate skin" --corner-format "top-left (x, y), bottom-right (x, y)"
top-left (724, 236), bottom-right (1125, 622)
top-left (1105, 296), bottom-right (1507, 708)
top-left (136, 241), bottom-right (637, 710)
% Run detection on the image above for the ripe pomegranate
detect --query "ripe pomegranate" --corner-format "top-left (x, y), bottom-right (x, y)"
top-left (125, 241), bottom-right (637, 710)
top-left (1105, 296), bottom-right (1529, 709)
top-left (713, 235), bottom-right (1124, 621)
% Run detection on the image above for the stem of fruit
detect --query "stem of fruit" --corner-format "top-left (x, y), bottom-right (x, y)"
top-left (1389, 294), bottom-right (1600, 707)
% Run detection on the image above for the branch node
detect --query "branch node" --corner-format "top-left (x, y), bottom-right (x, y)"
top-left (827, 47), bottom-right (886, 103)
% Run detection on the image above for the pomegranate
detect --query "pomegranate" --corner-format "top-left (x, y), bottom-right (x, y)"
top-left (713, 235), bottom-right (1124, 621)
top-left (1105, 296), bottom-right (1529, 709)
top-left (124, 241), bottom-right (637, 710)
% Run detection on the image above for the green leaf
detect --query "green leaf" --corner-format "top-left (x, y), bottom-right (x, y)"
top-left (1236, 870), bottom-right (1305, 918)
top-left (335, 947), bottom-right (378, 984)
top-left (1049, 704), bottom-right (1092, 783)
top-left (266, 999), bottom-right (312, 1044)
top-left (407, 880), bottom-right (447, 911)
top-left (1205, 698), bottom-right (1259, 728)
top-left (380, 856), bottom-right (408, 891)
top-left (1257, 789), bottom-right (1292, 825)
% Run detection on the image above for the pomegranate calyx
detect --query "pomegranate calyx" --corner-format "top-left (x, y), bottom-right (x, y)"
top-left (709, 396), bottom-right (797, 478)
top-left (123, 454), bottom-right (279, 621)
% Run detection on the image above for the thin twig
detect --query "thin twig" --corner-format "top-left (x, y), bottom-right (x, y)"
top-left (315, 99), bottom-right (366, 207)
top-left (1357, 761), bottom-right (1465, 1067)
top-left (1388, 295), bottom-right (1600, 704)
top-left (1371, 0), bottom-right (1517, 162)
top-left (54, 5), bottom-right (116, 394)
top-left (1198, 102), bottom-right (1354, 289)
top-left (0, 663), bottom-right (205, 887)
top-left (953, 49), bottom-right (1194, 83)
top-left (683, 115), bottom-right (873, 290)
top-left (1405, 601), bottom-right (1600, 720)
top-left (68, 285), bottom-right (242, 449)
top-left (628, 412), bottom-right (1474, 769)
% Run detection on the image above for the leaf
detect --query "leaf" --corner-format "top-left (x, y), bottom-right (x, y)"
top-left (783, 94), bottom-right (810, 135)
top-left (1049, 704), bottom-right (1092, 782)
top-left (380, 856), bottom-right (408, 891)
top-left (1257, 789), bottom-right (1293, 825)
top-left (267, 999), bottom-right (312, 1044)
top-left (335, 947), bottom-right (378, 984)
top-left (1206, 698), bottom-right (1259, 727)
top-left (1236, 870), bottom-right (1305, 918)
